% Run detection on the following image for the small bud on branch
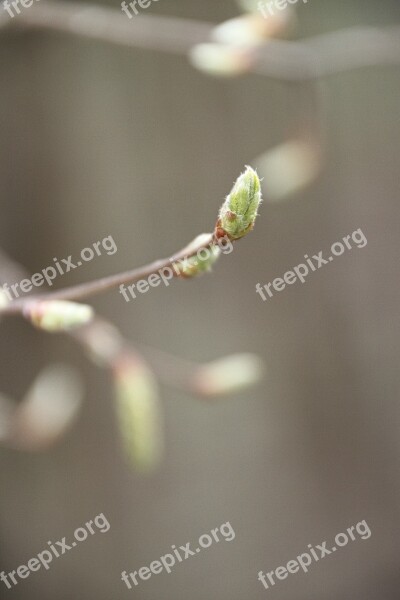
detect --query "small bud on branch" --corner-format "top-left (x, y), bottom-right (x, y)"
top-left (216, 166), bottom-right (262, 240)
top-left (0, 167), bottom-right (262, 316)
top-left (174, 234), bottom-right (222, 278)
top-left (24, 300), bottom-right (94, 332)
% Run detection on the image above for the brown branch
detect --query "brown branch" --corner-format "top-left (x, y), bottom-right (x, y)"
top-left (0, 233), bottom-right (214, 316)
top-left (1, 165), bottom-right (263, 324)
top-left (0, 248), bottom-right (219, 398)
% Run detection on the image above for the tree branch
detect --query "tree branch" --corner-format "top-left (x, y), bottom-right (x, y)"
top-left (1, 165), bottom-right (263, 318)
top-left (0, 0), bottom-right (211, 53)
top-left (0, 1), bottom-right (399, 81)
top-left (0, 232), bottom-right (214, 316)
top-left (0, 247), bottom-right (261, 400)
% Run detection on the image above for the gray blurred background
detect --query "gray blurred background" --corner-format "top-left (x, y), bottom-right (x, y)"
top-left (0, 0), bottom-right (400, 598)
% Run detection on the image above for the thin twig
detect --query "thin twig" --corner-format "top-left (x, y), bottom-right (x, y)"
top-left (0, 233), bottom-right (214, 316)
top-left (0, 247), bottom-right (220, 397)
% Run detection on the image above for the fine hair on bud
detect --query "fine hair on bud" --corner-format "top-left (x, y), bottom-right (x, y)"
top-left (217, 166), bottom-right (262, 240)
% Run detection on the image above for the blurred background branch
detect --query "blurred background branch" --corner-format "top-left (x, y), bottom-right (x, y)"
top-left (0, 237), bottom-right (263, 468)
top-left (0, 1), bottom-right (399, 80)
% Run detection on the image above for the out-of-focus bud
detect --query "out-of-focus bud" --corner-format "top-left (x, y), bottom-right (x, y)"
top-left (114, 356), bottom-right (163, 472)
top-left (8, 364), bottom-right (83, 451)
top-left (212, 12), bottom-right (292, 46)
top-left (217, 166), bottom-right (262, 240)
top-left (0, 289), bottom-right (9, 309)
top-left (189, 43), bottom-right (255, 77)
top-left (191, 353), bottom-right (264, 397)
top-left (173, 235), bottom-right (221, 278)
top-left (255, 139), bottom-right (320, 202)
top-left (24, 300), bottom-right (94, 332)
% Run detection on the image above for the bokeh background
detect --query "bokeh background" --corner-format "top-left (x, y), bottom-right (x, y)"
top-left (0, 0), bottom-right (400, 598)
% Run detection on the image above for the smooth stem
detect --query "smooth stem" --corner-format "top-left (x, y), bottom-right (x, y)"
top-left (0, 233), bottom-right (214, 316)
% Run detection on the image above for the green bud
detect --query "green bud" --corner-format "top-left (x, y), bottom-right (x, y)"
top-left (24, 300), bottom-right (94, 332)
top-left (191, 353), bottom-right (264, 397)
top-left (174, 235), bottom-right (221, 278)
top-left (217, 166), bottom-right (262, 240)
top-left (114, 358), bottom-right (163, 472)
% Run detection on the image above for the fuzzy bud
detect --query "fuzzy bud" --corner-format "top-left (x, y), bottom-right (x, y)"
top-left (217, 166), bottom-right (262, 240)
